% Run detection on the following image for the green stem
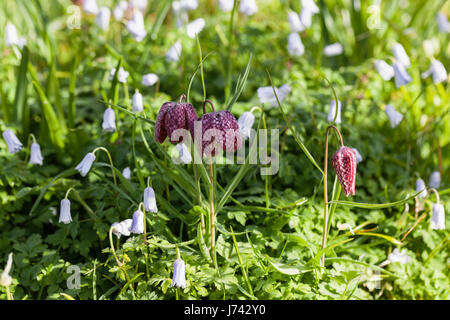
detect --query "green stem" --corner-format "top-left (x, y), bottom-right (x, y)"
top-left (230, 226), bottom-right (254, 297)
top-left (93, 147), bottom-right (117, 186)
top-left (209, 160), bottom-right (216, 265)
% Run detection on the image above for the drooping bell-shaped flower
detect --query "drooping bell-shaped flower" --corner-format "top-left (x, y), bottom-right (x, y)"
top-left (351, 147), bottom-right (363, 163)
top-left (130, 209), bottom-right (144, 234)
top-left (171, 258), bottom-right (186, 289)
top-left (299, 0), bottom-right (319, 29)
top-left (436, 12), bottom-right (450, 33)
top-left (323, 43), bottom-right (343, 56)
top-left (96, 7), bottom-right (111, 31)
top-left (421, 59), bottom-right (447, 84)
top-left (2, 130), bottom-right (23, 154)
top-left (5, 23), bottom-right (26, 48)
top-left (59, 199), bottom-right (72, 224)
top-left (257, 84), bottom-right (291, 107)
top-left (186, 18), bottom-right (205, 39)
top-left (122, 167), bottom-right (131, 180)
top-left (387, 248), bottom-right (411, 264)
top-left (155, 98), bottom-right (198, 144)
top-left (129, 0), bottom-right (148, 11)
top-left (111, 219), bottom-right (132, 238)
top-left (392, 43), bottom-right (410, 68)
top-left (132, 90), bottom-right (143, 112)
top-left (431, 203), bottom-right (445, 230)
top-left (429, 171), bottom-right (441, 189)
top-left (166, 41), bottom-right (182, 62)
top-left (196, 110), bottom-right (242, 156)
top-left (29, 142), bottom-right (44, 165)
top-left (142, 73), bottom-right (159, 86)
top-left (172, 1), bottom-right (189, 27)
top-left (0, 252), bottom-right (13, 287)
top-left (239, 0), bottom-right (258, 16)
top-left (75, 152), bottom-right (96, 177)
top-left (126, 9), bottom-right (147, 42)
top-left (113, 1), bottom-right (128, 20)
top-left (393, 61), bottom-right (412, 88)
top-left (237, 112), bottom-right (255, 140)
top-left (415, 178), bottom-right (427, 198)
top-left (143, 187), bottom-right (158, 213)
top-left (331, 146), bottom-right (357, 197)
top-left (287, 32), bottom-right (305, 57)
top-left (179, 0), bottom-right (198, 11)
top-left (176, 142), bottom-right (192, 164)
top-left (385, 104), bottom-right (403, 128)
top-left (109, 67), bottom-right (129, 83)
top-left (423, 39), bottom-right (440, 58)
top-left (374, 59), bottom-right (394, 81)
top-left (288, 11), bottom-right (304, 32)
top-left (102, 108), bottom-right (116, 132)
top-left (301, 0), bottom-right (320, 14)
top-left (218, 0), bottom-right (234, 12)
top-left (83, 0), bottom-right (99, 15)
top-left (328, 100), bottom-right (342, 123)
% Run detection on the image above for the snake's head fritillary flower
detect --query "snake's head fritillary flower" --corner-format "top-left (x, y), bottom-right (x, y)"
top-left (122, 167), bottom-right (131, 180)
top-left (393, 61), bottom-right (412, 88)
top-left (392, 43), bottom-right (410, 68)
top-left (431, 203), bottom-right (445, 230)
top-left (132, 90), bottom-right (143, 112)
top-left (374, 60), bottom-right (394, 81)
top-left (29, 142), bottom-right (44, 165)
top-left (171, 258), bottom-right (186, 289)
top-left (112, 219), bottom-right (132, 238)
top-left (176, 142), bottom-right (193, 164)
top-left (75, 152), bottom-right (96, 177)
top-left (142, 73), bottom-right (158, 86)
top-left (287, 32), bottom-right (305, 57)
top-left (126, 9), bottom-right (147, 42)
top-left (385, 104), bottom-right (403, 128)
top-left (144, 187), bottom-right (158, 213)
top-left (186, 18), bottom-right (205, 39)
top-left (83, 0), bottom-right (99, 15)
top-left (130, 209), bottom-right (144, 234)
top-left (237, 112), bottom-right (255, 140)
top-left (59, 199), bottom-right (72, 224)
top-left (96, 7), bottom-right (111, 31)
top-left (2, 130), bottom-right (23, 154)
top-left (429, 171), bottom-right (441, 189)
top-left (239, 0), bottom-right (258, 16)
top-left (331, 146), bottom-right (357, 197)
top-left (415, 178), bottom-right (427, 198)
top-left (351, 148), bottom-right (363, 163)
top-left (421, 60), bottom-right (447, 84)
top-left (109, 67), bottom-right (129, 83)
top-left (102, 107), bottom-right (116, 132)
top-left (196, 110), bottom-right (242, 156)
top-left (155, 98), bottom-right (198, 144)
top-left (0, 252), bottom-right (13, 287)
top-left (323, 43), bottom-right (343, 56)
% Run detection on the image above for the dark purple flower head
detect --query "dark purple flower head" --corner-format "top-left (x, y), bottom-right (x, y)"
top-left (331, 146), bottom-right (357, 197)
top-left (194, 100), bottom-right (242, 157)
top-left (155, 94), bottom-right (198, 144)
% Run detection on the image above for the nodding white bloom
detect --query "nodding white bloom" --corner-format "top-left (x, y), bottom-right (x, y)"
top-left (324, 43), bottom-right (343, 56)
top-left (126, 10), bottom-right (147, 42)
top-left (301, 0), bottom-right (320, 14)
top-left (96, 7), bottom-right (111, 31)
top-left (385, 104), bottom-right (403, 128)
top-left (393, 61), bottom-right (412, 88)
top-left (436, 12), bottom-right (450, 33)
top-left (238, 112), bottom-right (255, 140)
top-left (172, 1), bottom-right (189, 27)
top-left (75, 152), bottom-right (96, 177)
top-left (218, 0), bottom-right (234, 12)
top-left (288, 11), bottom-right (304, 32)
top-left (299, 0), bottom-right (319, 30)
top-left (327, 100), bottom-right (342, 123)
top-left (176, 142), bottom-right (192, 164)
top-left (239, 0), bottom-right (258, 16)
top-left (130, 209), bottom-right (145, 234)
top-left (387, 248), bottom-right (411, 264)
top-left (144, 187), bottom-right (158, 212)
top-left (113, 1), bottom-right (128, 20)
top-left (83, 0), bottom-right (99, 15)
top-left (2, 130), bottom-right (23, 154)
top-left (429, 171), bottom-right (441, 189)
top-left (5, 23), bottom-right (26, 48)
top-left (186, 18), bottom-right (205, 39)
top-left (431, 203), bottom-right (445, 230)
top-left (109, 67), bottom-right (129, 83)
top-left (421, 60), bottom-right (447, 84)
top-left (59, 199), bottom-right (72, 224)
top-left (142, 73), bottom-right (159, 86)
top-left (129, 0), bottom-right (148, 11)
top-left (337, 223), bottom-right (354, 235)
top-left (415, 178), bottom-right (427, 199)
top-left (171, 258), bottom-right (186, 289)
top-left (166, 41), bottom-right (182, 62)
top-left (257, 84), bottom-right (291, 107)
top-left (351, 148), bottom-right (363, 163)
top-left (374, 60), bottom-right (394, 81)
top-left (102, 107), bottom-right (116, 132)
top-left (132, 90), bottom-right (144, 112)
top-left (179, 0), bottom-right (198, 11)
top-left (29, 142), bottom-right (44, 165)
top-left (392, 43), bottom-right (410, 68)
top-left (111, 219), bottom-right (132, 238)
top-left (0, 253), bottom-right (13, 287)
top-left (122, 167), bottom-right (131, 180)
top-left (287, 32), bottom-right (305, 57)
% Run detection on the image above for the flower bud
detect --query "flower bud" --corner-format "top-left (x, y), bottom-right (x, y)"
top-left (385, 104), bottom-right (403, 128)
top-left (323, 43), bottom-right (343, 56)
top-left (126, 10), bottom-right (146, 42)
top-left (144, 187), bottom-right (158, 213)
top-left (374, 60), bottom-right (394, 81)
top-left (392, 43), bottom-right (410, 68)
top-left (112, 219), bottom-right (132, 238)
top-left (130, 209), bottom-right (144, 234)
top-left (331, 146), bottom-right (357, 197)
top-left (2, 130), bottom-right (23, 154)
top-left (328, 100), bottom-right (342, 123)
top-left (237, 112), bottom-right (255, 140)
top-left (113, 1), bottom-right (128, 20)
top-left (421, 59), bottom-right (447, 84)
top-left (109, 67), bottom-right (129, 83)
top-left (171, 258), bottom-right (186, 289)
top-left (176, 142), bottom-right (193, 164)
top-left (287, 32), bottom-right (305, 57)
top-left (166, 41), bottom-right (182, 62)
top-left (393, 61), bottom-right (412, 88)
top-left (96, 7), bottom-right (111, 31)
top-left (186, 18), bottom-right (205, 39)
top-left (102, 108), bottom-right (116, 132)
top-left (142, 73), bottom-right (159, 86)
top-left (288, 11), bottom-right (304, 32)
top-left (431, 203), bottom-right (445, 230)
top-left (429, 171), bottom-right (441, 189)
top-left (239, 0), bottom-right (258, 16)
top-left (132, 90), bottom-right (144, 112)
top-left (59, 199), bottom-right (72, 224)
top-left (75, 152), bottom-right (96, 177)
top-left (122, 167), bottom-right (131, 180)
top-left (387, 248), bottom-right (411, 264)
top-left (29, 142), bottom-right (44, 165)
top-left (415, 178), bottom-right (427, 198)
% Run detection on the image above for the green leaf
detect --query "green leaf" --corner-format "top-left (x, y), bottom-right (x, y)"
top-left (266, 256), bottom-right (312, 275)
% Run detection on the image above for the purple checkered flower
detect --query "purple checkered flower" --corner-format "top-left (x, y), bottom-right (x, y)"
top-left (331, 146), bottom-right (357, 197)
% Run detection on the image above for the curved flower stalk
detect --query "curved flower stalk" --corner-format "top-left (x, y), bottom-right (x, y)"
top-left (75, 147), bottom-right (117, 185)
